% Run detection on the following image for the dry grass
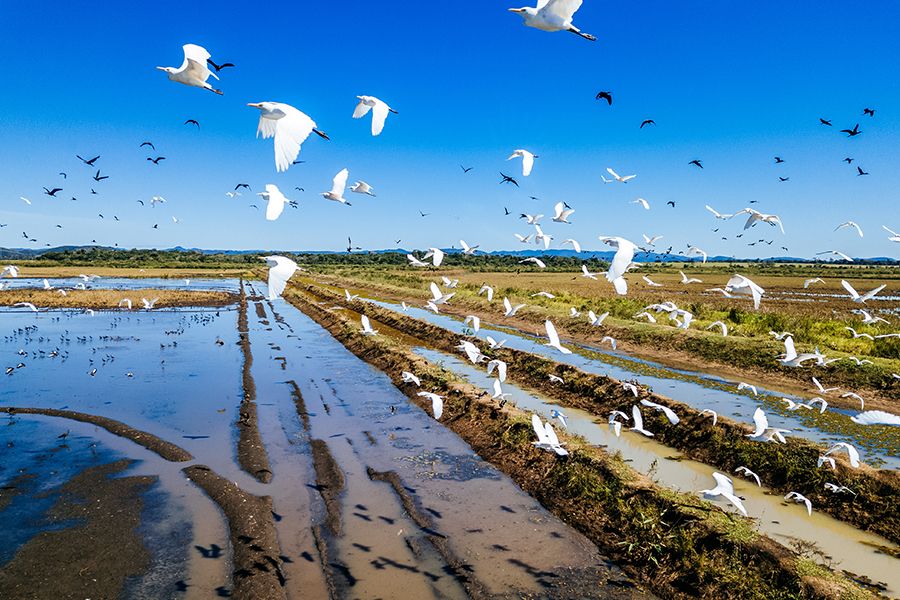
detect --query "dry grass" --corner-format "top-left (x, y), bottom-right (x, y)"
top-left (0, 288), bottom-right (236, 309)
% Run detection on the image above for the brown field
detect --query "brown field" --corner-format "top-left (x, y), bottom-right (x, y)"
top-left (0, 288), bottom-right (236, 309)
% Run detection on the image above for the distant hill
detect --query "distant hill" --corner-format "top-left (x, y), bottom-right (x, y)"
top-left (0, 245), bottom-right (896, 265)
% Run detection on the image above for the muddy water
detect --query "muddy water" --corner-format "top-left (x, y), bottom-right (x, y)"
top-left (366, 298), bottom-right (900, 470)
top-left (0, 306), bottom-right (245, 596)
top-left (247, 283), bottom-right (649, 599)
top-left (414, 346), bottom-right (900, 595)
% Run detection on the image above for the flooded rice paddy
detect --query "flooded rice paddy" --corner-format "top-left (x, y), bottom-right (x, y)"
top-left (412, 346), bottom-right (900, 595)
top-left (367, 298), bottom-right (900, 470)
top-left (0, 279), bottom-right (649, 599)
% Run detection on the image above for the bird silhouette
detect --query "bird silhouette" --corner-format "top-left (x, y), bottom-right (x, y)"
top-left (139, 141), bottom-right (155, 150)
top-left (863, 107), bottom-right (875, 117)
top-left (840, 123), bottom-right (861, 137)
top-left (819, 118), bottom-right (832, 126)
top-left (460, 165), bottom-right (473, 173)
top-left (688, 159), bottom-right (703, 169)
top-left (640, 119), bottom-right (655, 128)
top-left (147, 156), bottom-right (166, 164)
top-left (499, 172), bottom-right (519, 186)
top-left (43, 187), bottom-right (62, 196)
top-left (206, 58), bottom-right (235, 72)
top-left (857, 166), bottom-right (869, 176)
top-left (184, 119), bottom-right (200, 128)
top-left (595, 91), bottom-right (612, 105)
top-left (93, 170), bottom-right (109, 181)
top-left (77, 154), bottom-right (100, 166)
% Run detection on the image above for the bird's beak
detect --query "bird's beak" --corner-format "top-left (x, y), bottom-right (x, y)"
top-left (247, 102), bottom-right (262, 108)
top-left (508, 7), bottom-right (525, 12)
top-left (155, 66), bottom-right (166, 71)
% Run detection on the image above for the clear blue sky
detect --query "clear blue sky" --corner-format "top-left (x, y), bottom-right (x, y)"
top-left (1, 1), bottom-right (899, 258)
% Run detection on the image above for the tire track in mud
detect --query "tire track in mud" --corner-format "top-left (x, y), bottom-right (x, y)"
top-left (237, 280), bottom-right (273, 484)
top-left (0, 407), bottom-right (192, 462)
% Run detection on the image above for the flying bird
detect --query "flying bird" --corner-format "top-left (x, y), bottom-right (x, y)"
top-left (184, 119), bottom-right (200, 128)
top-left (700, 473), bottom-right (748, 517)
top-left (322, 169), bottom-right (351, 205)
top-left (689, 159), bottom-right (703, 169)
top-left (834, 221), bottom-right (863, 237)
top-left (43, 187), bottom-right (62, 197)
top-left (605, 167), bottom-right (635, 183)
top-left (248, 101), bottom-right (329, 172)
top-left (206, 58), bottom-right (235, 72)
top-left (147, 157), bottom-right (166, 164)
top-left (77, 155), bottom-right (100, 166)
top-left (499, 172), bottom-right (519, 186)
top-left (257, 184), bottom-right (290, 221)
top-left (507, 149), bottom-right (537, 176)
top-left (157, 44), bottom-right (223, 95)
top-left (640, 119), bottom-right (655, 128)
top-left (352, 95), bottom-right (397, 136)
top-left (508, 0), bottom-right (596, 41)
top-left (261, 256), bottom-right (299, 300)
top-left (595, 91), bottom-right (612, 105)
top-left (840, 123), bottom-right (861, 137)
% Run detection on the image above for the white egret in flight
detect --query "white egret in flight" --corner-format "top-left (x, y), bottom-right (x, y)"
top-left (248, 101), bottom-right (329, 172)
top-left (850, 410), bottom-right (900, 426)
top-left (630, 405), bottom-right (654, 437)
top-left (834, 221), bottom-right (864, 237)
top-left (257, 184), bottom-right (289, 221)
top-left (725, 274), bottom-right (764, 309)
top-left (552, 201), bottom-right (574, 223)
top-left (599, 236), bottom-right (637, 295)
top-left (605, 167), bottom-right (635, 183)
top-left (509, 0), bottom-right (596, 41)
top-left (418, 391), bottom-right (444, 420)
top-left (322, 169), bottom-right (351, 205)
top-left (352, 95), bottom-right (397, 136)
top-left (562, 238), bottom-right (582, 253)
top-left (882, 225), bottom-right (900, 242)
top-left (401, 371), bottom-right (421, 386)
top-left (544, 320), bottom-right (571, 354)
top-left (349, 181), bottom-right (375, 196)
top-left (157, 44), bottom-right (222, 95)
top-left (261, 256), bottom-right (299, 300)
top-left (360, 315), bottom-right (378, 336)
top-left (531, 415), bottom-right (569, 456)
top-left (508, 149), bottom-right (537, 176)
top-left (734, 466), bottom-right (761, 486)
top-left (841, 280), bottom-right (886, 303)
top-left (503, 297), bottom-right (525, 317)
top-left (700, 472), bottom-right (748, 517)
top-left (784, 492), bottom-right (812, 516)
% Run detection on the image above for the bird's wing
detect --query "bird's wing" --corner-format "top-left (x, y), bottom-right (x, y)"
top-left (257, 114), bottom-right (278, 140)
top-left (751, 407), bottom-right (768, 437)
top-left (265, 185), bottom-right (286, 221)
top-left (631, 405), bottom-right (644, 430)
top-left (783, 336), bottom-right (797, 361)
top-left (840, 280), bottom-right (859, 299)
top-left (543, 0), bottom-right (584, 19)
top-left (430, 282), bottom-right (442, 301)
top-left (352, 99), bottom-right (372, 119)
top-left (273, 105), bottom-right (315, 172)
top-left (370, 100), bottom-right (390, 136)
top-left (431, 395), bottom-right (443, 420)
top-left (607, 240), bottom-right (635, 281)
top-left (861, 284), bottom-right (886, 301)
top-left (606, 167), bottom-right (620, 179)
top-left (545, 320), bottom-right (562, 346)
top-left (331, 168), bottom-right (349, 195)
top-left (711, 472), bottom-right (735, 495)
top-left (361, 315), bottom-right (371, 331)
top-left (531, 414), bottom-right (549, 443)
top-left (267, 256), bottom-right (298, 299)
top-left (179, 44), bottom-right (213, 80)
top-left (521, 152), bottom-right (534, 176)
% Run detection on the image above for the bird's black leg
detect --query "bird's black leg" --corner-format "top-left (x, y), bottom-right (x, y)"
top-left (569, 27), bottom-right (596, 41)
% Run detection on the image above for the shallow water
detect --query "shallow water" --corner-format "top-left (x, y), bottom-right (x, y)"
top-left (1, 280), bottom-right (650, 599)
top-left (412, 346), bottom-right (900, 595)
top-left (246, 284), bottom-right (643, 598)
top-left (0, 277), bottom-right (240, 293)
top-left (365, 298), bottom-right (900, 470)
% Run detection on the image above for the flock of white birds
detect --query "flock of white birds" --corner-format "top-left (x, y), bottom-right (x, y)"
top-left (5, 0), bottom-right (899, 527)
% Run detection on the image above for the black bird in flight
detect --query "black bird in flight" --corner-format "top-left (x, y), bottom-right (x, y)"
top-left (59, 172), bottom-right (67, 179)
top-left (819, 118), bottom-right (832, 126)
top-left (185, 119), bottom-right (200, 128)
top-left (666, 201), bottom-right (676, 207)
top-left (841, 123), bottom-right (861, 137)
top-left (640, 119), bottom-right (655, 128)
top-left (292, 160), bottom-right (306, 165)
top-left (863, 107), bottom-right (875, 117)
top-left (504, 207), bottom-right (510, 215)
top-left (77, 154), bottom-right (100, 166)
top-left (843, 157), bottom-right (854, 164)
top-left (152, 223), bottom-right (159, 229)
top-left (779, 176), bottom-right (790, 182)
top-left (460, 165), bottom-right (473, 173)
top-left (857, 166), bottom-right (869, 176)
top-left (93, 170), bottom-right (109, 181)
top-left (235, 183), bottom-right (251, 190)
top-left (206, 59), bottom-right (235, 72)
top-left (499, 172), bottom-right (519, 186)
top-left (419, 210), bottom-right (430, 217)
top-left (688, 159), bottom-right (703, 169)
top-left (147, 156), bottom-right (166, 164)
top-left (595, 91), bottom-right (612, 105)
top-left (140, 141), bottom-right (155, 150)
top-left (294, 187), bottom-right (304, 192)
top-left (91, 188), bottom-right (98, 194)
top-left (43, 187), bottom-right (62, 197)
top-left (774, 156), bottom-right (784, 163)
